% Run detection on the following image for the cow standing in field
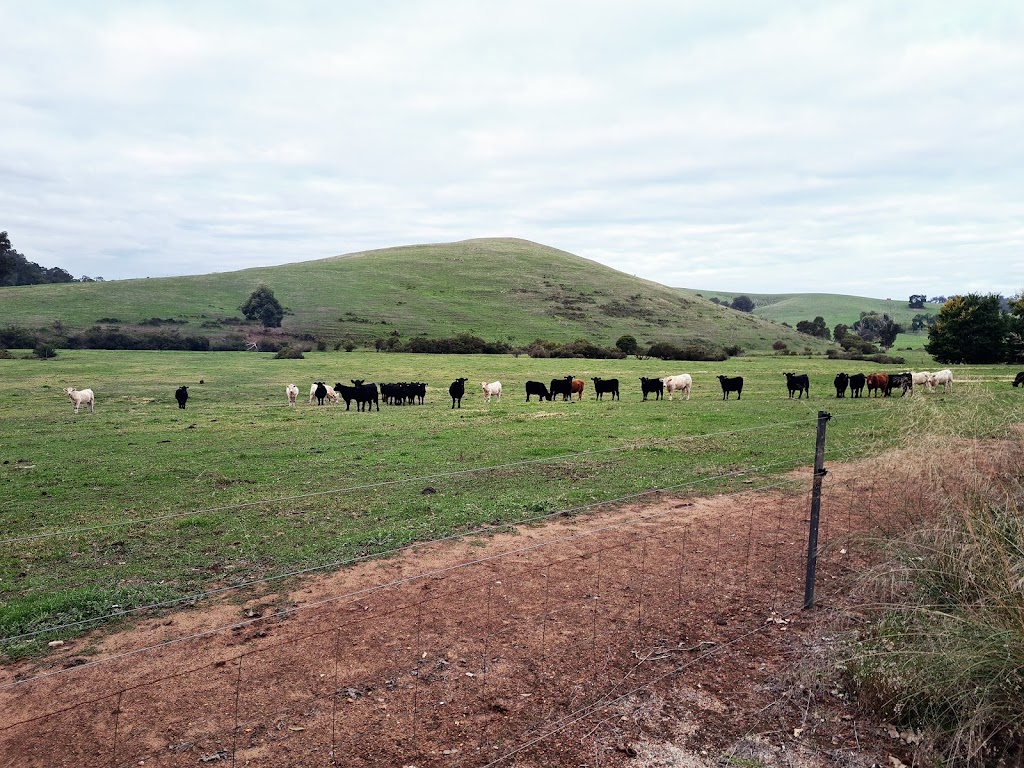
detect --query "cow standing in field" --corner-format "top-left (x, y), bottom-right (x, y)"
top-left (570, 378), bottom-right (585, 401)
top-left (286, 384), bottom-right (299, 406)
top-left (64, 387), bottom-right (95, 414)
top-left (867, 373), bottom-right (888, 398)
top-left (1013, 372), bottom-right (1024, 388)
top-left (661, 374), bottom-right (692, 401)
top-left (849, 373), bottom-right (866, 398)
top-left (449, 377), bottom-right (468, 409)
top-left (549, 376), bottom-right (574, 402)
top-left (928, 369), bottom-right (953, 394)
top-left (717, 375), bottom-right (743, 400)
top-left (640, 377), bottom-right (663, 401)
top-left (591, 377), bottom-right (619, 400)
top-left (834, 373), bottom-right (849, 398)
top-left (784, 372), bottom-right (809, 399)
top-left (886, 373), bottom-right (912, 397)
top-left (481, 381), bottom-right (502, 402)
top-left (175, 386), bottom-right (189, 409)
top-left (312, 382), bottom-right (329, 405)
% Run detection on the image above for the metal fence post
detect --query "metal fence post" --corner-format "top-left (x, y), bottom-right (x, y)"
top-left (803, 410), bottom-right (831, 609)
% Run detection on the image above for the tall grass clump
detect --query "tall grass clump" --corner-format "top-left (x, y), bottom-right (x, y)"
top-left (847, 423), bottom-right (1024, 764)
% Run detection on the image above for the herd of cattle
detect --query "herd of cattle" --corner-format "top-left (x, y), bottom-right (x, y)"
top-left (61, 368), bottom-right (1024, 414)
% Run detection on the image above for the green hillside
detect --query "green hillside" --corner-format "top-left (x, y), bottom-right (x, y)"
top-left (0, 238), bottom-right (830, 353)
top-left (677, 288), bottom-right (943, 330)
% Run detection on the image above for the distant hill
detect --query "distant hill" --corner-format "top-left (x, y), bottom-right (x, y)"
top-left (0, 238), bottom-right (832, 353)
top-left (675, 289), bottom-right (943, 330)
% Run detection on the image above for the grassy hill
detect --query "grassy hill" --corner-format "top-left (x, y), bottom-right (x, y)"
top-left (676, 288), bottom-right (943, 329)
top-left (0, 238), bottom-right (830, 354)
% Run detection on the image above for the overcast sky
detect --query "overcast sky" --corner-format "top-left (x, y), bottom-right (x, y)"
top-left (2, 2), bottom-right (1022, 298)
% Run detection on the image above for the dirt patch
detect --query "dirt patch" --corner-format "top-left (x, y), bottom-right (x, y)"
top-left (0, 458), bottom-right (932, 768)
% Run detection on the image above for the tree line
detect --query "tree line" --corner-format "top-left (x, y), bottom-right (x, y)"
top-left (0, 232), bottom-right (104, 286)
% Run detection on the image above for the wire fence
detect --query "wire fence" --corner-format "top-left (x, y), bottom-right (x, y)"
top-left (0, 415), bottom-right (914, 767)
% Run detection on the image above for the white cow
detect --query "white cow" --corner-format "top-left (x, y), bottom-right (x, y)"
top-left (908, 371), bottom-right (931, 395)
top-left (285, 384), bottom-right (299, 406)
top-left (64, 386), bottom-right (95, 414)
top-left (309, 382), bottom-right (338, 404)
top-left (928, 369), bottom-right (953, 394)
top-left (481, 381), bottom-right (502, 402)
top-left (661, 374), bottom-right (692, 401)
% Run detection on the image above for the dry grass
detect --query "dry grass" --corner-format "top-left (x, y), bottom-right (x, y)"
top-left (841, 409), bottom-right (1024, 765)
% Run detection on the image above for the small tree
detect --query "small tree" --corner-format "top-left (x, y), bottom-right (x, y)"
top-left (615, 335), bottom-right (639, 355)
top-left (240, 286), bottom-right (284, 328)
top-left (908, 294), bottom-right (927, 309)
top-left (33, 342), bottom-right (56, 359)
top-left (730, 295), bottom-right (755, 313)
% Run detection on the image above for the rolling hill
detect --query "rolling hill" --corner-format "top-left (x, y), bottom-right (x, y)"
top-left (0, 238), bottom-right (831, 353)
top-left (676, 288), bottom-right (943, 329)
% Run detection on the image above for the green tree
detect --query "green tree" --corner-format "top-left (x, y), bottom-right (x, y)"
top-left (615, 334), bottom-right (639, 355)
top-left (853, 312), bottom-right (902, 349)
top-left (925, 293), bottom-right (1008, 364)
top-left (1006, 292), bottom-right (1024, 363)
top-left (240, 285), bottom-right (284, 328)
top-left (908, 294), bottom-right (927, 309)
top-left (795, 316), bottom-right (830, 340)
top-left (730, 295), bottom-right (755, 313)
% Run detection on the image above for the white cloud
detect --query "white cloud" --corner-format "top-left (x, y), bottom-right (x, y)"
top-left (1, 1), bottom-right (1022, 297)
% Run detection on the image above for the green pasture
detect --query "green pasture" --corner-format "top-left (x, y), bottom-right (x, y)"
top-left (2, 350), bottom-right (1022, 659)
top-left (678, 288), bottom-right (943, 331)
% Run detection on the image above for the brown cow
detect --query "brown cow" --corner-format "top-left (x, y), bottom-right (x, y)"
top-left (571, 378), bottom-right (585, 401)
top-left (867, 372), bottom-right (888, 398)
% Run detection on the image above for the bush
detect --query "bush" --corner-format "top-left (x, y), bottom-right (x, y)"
top-left (772, 340), bottom-right (788, 352)
top-left (0, 348), bottom-right (11, 359)
top-left (33, 343), bottom-right (56, 359)
top-left (274, 347), bottom-right (305, 359)
top-left (647, 341), bottom-right (727, 362)
top-left (0, 325), bottom-right (41, 349)
top-left (724, 344), bottom-right (744, 357)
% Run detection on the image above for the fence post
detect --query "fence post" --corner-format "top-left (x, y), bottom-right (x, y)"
top-left (803, 410), bottom-right (831, 610)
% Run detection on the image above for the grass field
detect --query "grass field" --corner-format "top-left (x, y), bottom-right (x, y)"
top-left (2, 349), bottom-right (1022, 659)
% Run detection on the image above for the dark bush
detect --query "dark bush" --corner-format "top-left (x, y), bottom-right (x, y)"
top-left (274, 347), bottom-right (305, 359)
top-left (33, 342), bottom-right (56, 359)
top-left (395, 334), bottom-right (513, 354)
top-left (724, 344), bottom-right (744, 357)
top-left (0, 325), bottom-right (41, 349)
top-left (772, 340), bottom-right (788, 351)
top-left (647, 341), bottom-right (727, 362)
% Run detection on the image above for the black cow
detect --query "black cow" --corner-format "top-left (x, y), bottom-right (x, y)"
top-left (174, 385), bottom-right (189, 409)
top-left (549, 376), bottom-right (574, 402)
top-left (886, 373), bottom-right (912, 397)
top-left (350, 379), bottom-right (379, 411)
top-left (833, 373), bottom-right (849, 398)
top-left (784, 372), bottom-right (810, 399)
top-left (525, 381), bottom-right (551, 402)
top-left (639, 377), bottom-right (663, 401)
top-left (313, 381), bottom-right (329, 405)
top-left (849, 373), bottom-right (866, 398)
top-left (1013, 372), bottom-right (1024, 388)
top-left (591, 377), bottom-right (619, 401)
top-left (333, 381), bottom-right (376, 411)
top-left (718, 375), bottom-right (743, 400)
top-left (449, 377), bottom-right (468, 409)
